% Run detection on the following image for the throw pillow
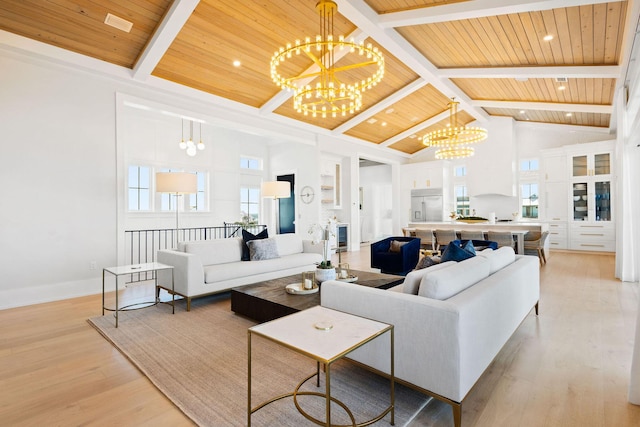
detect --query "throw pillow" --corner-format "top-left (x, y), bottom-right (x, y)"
top-left (461, 240), bottom-right (476, 255)
top-left (441, 241), bottom-right (476, 263)
top-left (241, 228), bottom-right (268, 261)
top-left (415, 255), bottom-right (441, 270)
top-left (389, 240), bottom-right (408, 253)
top-left (247, 238), bottom-right (280, 261)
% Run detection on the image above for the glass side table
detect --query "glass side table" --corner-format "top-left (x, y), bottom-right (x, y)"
top-left (102, 262), bottom-right (174, 327)
top-left (248, 306), bottom-right (394, 426)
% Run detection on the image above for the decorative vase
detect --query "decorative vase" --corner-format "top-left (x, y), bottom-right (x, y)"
top-left (315, 267), bottom-right (336, 284)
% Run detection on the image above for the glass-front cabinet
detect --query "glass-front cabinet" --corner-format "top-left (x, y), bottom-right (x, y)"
top-left (570, 151), bottom-right (612, 223)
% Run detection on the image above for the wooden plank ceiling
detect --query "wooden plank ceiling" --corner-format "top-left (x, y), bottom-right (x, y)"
top-left (0, 0), bottom-right (630, 156)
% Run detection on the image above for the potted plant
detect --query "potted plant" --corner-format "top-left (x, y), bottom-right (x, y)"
top-left (309, 221), bottom-right (336, 283)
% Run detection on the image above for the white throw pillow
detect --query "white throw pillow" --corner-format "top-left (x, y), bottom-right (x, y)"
top-left (402, 261), bottom-right (456, 295)
top-left (274, 233), bottom-right (303, 256)
top-left (418, 256), bottom-right (490, 300)
top-left (477, 246), bottom-right (516, 274)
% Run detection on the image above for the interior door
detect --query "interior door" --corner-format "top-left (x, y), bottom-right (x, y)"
top-left (277, 174), bottom-right (295, 234)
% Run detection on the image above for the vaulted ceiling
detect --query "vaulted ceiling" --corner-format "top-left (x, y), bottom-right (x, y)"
top-left (0, 0), bottom-right (634, 156)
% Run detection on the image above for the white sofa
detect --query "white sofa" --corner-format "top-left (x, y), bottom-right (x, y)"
top-left (157, 233), bottom-right (323, 310)
top-left (320, 247), bottom-right (539, 427)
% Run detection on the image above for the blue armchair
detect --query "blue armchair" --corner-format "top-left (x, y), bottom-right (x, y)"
top-left (370, 236), bottom-right (421, 275)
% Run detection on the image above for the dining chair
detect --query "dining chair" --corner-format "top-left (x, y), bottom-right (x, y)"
top-left (414, 229), bottom-right (435, 251)
top-left (487, 231), bottom-right (516, 250)
top-left (460, 230), bottom-right (485, 240)
top-left (524, 231), bottom-right (550, 265)
top-left (434, 229), bottom-right (457, 251)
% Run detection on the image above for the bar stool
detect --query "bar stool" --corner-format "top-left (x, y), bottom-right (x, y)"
top-left (460, 230), bottom-right (485, 240)
top-left (434, 229), bottom-right (457, 251)
top-left (414, 229), bottom-right (435, 251)
top-left (487, 231), bottom-right (516, 250)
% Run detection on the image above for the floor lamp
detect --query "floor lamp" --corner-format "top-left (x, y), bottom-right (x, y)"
top-left (156, 172), bottom-right (198, 248)
top-left (261, 181), bottom-right (290, 234)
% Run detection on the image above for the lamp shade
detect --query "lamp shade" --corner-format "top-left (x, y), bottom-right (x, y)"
top-left (156, 172), bottom-right (197, 194)
top-left (261, 181), bottom-right (290, 199)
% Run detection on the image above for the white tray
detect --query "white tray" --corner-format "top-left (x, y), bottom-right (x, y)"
top-left (285, 283), bottom-right (319, 295)
top-left (337, 275), bottom-right (358, 283)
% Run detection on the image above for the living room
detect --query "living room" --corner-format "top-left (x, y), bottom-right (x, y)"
top-left (1, 0), bottom-right (640, 425)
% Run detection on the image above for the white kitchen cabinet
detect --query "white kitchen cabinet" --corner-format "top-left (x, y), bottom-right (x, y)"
top-left (569, 222), bottom-right (615, 252)
top-left (400, 161), bottom-right (447, 190)
top-left (547, 222), bottom-right (568, 250)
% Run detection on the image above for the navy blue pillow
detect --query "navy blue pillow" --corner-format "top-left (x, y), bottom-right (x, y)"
top-left (461, 240), bottom-right (476, 255)
top-left (241, 228), bottom-right (268, 261)
top-left (441, 241), bottom-right (476, 262)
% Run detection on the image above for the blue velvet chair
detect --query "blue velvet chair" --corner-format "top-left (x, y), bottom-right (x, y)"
top-left (370, 236), bottom-right (421, 275)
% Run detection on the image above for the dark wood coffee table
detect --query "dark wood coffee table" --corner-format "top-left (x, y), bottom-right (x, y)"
top-left (231, 269), bottom-right (403, 322)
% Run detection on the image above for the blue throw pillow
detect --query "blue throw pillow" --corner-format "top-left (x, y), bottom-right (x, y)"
top-left (241, 228), bottom-right (268, 261)
top-left (461, 239), bottom-right (476, 255)
top-left (441, 241), bottom-right (476, 262)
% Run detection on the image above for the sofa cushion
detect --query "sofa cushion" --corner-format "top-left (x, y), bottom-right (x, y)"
top-left (241, 228), bottom-right (268, 261)
top-left (402, 261), bottom-right (456, 295)
top-left (415, 255), bottom-right (441, 270)
top-left (274, 233), bottom-right (304, 256)
top-left (247, 238), bottom-right (280, 261)
top-left (477, 246), bottom-right (516, 274)
top-left (441, 241), bottom-right (476, 263)
top-left (389, 240), bottom-right (408, 253)
top-left (181, 238), bottom-right (243, 266)
top-left (203, 252), bottom-right (320, 284)
top-left (418, 256), bottom-right (490, 300)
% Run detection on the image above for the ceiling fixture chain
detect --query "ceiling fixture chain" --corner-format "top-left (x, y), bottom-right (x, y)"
top-left (270, 0), bottom-right (384, 119)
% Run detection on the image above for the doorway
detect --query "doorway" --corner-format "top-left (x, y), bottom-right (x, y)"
top-left (277, 174), bottom-right (295, 234)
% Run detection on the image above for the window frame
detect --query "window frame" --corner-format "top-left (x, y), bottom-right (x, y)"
top-left (127, 164), bottom-right (151, 212)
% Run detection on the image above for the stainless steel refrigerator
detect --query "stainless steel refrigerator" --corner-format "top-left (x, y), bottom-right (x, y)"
top-left (411, 188), bottom-right (444, 222)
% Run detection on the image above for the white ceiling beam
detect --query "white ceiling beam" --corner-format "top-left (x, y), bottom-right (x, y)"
top-left (336, 0), bottom-right (490, 122)
top-left (378, 0), bottom-right (615, 28)
top-left (332, 78), bottom-right (428, 134)
top-left (438, 65), bottom-right (622, 79)
top-left (380, 110), bottom-right (450, 147)
top-left (132, 0), bottom-right (200, 80)
top-left (471, 100), bottom-right (613, 114)
top-left (259, 29), bottom-right (368, 114)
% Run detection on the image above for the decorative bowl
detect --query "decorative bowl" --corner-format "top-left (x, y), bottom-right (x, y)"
top-left (573, 196), bottom-right (580, 201)
top-left (581, 195), bottom-right (588, 201)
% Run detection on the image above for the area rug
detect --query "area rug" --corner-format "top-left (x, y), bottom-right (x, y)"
top-left (88, 294), bottom-right (430, 426)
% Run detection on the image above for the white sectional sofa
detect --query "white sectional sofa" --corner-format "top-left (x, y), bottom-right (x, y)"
top-left (157, 233), bottom-right (323, 310)
top-left (320, 247), bottom-right (539, 427)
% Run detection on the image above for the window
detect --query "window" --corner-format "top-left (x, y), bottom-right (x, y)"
top-left (240, 187), bottom-right (260, 224)
top-left (521, 183), bottom-right (539, 218)
top-left (520, 159), bottom-right (539, 171)
top-left (240, 156), bottom-right (262, 170)
top-left (128, 165), bottom-right (150, 211)
top-left (189, 171), bottom-right (207, 212)
top-left (455, 185), bottom-right (470, 216)
top-left (454, 165), bottom-right (467, 177)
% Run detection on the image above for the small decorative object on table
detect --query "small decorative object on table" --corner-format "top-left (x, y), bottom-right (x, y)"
top-left (337, 263), bottom-right (358, 282)
top-left (285, 271), bottom-right (319, 295)
top-left (309, 220), bottom-right (337, 283)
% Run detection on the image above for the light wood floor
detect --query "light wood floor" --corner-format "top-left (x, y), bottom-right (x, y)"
top-left (1, 249), bottom-right (639, 426)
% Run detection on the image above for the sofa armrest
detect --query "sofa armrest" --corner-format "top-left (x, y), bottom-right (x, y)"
top-left (157, 249), bottom-right (204, 297)
top-left (303, 239), bottom-right (324, 255)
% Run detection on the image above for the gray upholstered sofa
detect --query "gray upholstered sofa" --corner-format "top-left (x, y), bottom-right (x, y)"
top-left (157, 233), bottom-right (323, 310)
top-left (321, 247), bottom-right (540, 427)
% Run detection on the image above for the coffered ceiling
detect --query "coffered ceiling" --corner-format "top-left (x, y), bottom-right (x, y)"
top-left (0, 0), bottom-right (635, 156)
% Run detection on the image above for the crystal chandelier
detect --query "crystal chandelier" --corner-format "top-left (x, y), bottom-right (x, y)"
top-left (270, 0), bottom-right (384, 118)
top-left (422, 99), bottom-right (487, 159)
top-left (179, 119), bottom-right (205, 157)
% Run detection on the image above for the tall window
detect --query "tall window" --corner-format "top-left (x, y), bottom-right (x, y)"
top-left (189, 171), bottom-right (207, 212)
top-left (520, 159), bottom-right (539, 172)
top-left (521, 183), bottom-right (539, 218)
top-left (455, 185), bottom-right (470, 216)
top-left (454, 165), bottom-right (467, 177)
top-left (128, 165), bottom-right (150, 211)
top-left (240, 187), bottom-right (260, 224)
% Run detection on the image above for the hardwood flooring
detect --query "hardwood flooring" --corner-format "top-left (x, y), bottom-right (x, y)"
top-left (0, 248), bottom-right (638, 426)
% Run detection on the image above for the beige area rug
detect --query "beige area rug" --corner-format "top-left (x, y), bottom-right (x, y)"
top-left (88, 294), bottom-right (429, 426)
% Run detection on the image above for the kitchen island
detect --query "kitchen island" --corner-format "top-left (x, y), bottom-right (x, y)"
top-left (406, 221), bottom-right (549, 254)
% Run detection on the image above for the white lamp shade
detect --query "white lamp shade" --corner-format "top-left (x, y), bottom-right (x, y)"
top-left (261, 181), bottom-right (290, 199)
top-left (156, 172), bottom-right (198, 194)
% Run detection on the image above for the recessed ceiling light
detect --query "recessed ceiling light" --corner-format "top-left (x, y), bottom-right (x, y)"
top-left (410, 116), bottom-right (419, 122)
top-left (381, 122), bottom-right (387, 127)
top-left (409, 134), bottom-right (417, 139)
top-left (367, 118), bottom-right (378, 124)
top-left (515, 77), bottom-right (529, 82)
top-left (566, 113), bottom-right (572, 117)
top-left (543, 34), bottom-right (554, 41)
top-left (233, 60), bottom-right (241, 67)
top-left (519, 110), bottom-right (526, 114)
top-left (385, 108), bottom-right (395, 114)
top-left (558, 85), bottom-right (566, 91)
top-left (104, 13), bottom-right (133, 33)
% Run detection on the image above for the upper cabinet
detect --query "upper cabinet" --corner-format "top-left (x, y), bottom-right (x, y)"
top-left (400, 161), bottom-right (448, 190)
top-left (571, 152), bottom-right (611, 178)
